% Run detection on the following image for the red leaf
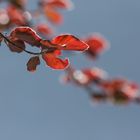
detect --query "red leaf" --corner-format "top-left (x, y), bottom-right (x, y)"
top-left (41, 0), bottom-right (73, 24)
top-left (36, 24), bottom-right (53, 36)
top-left (10, 27), bottom-right (41, 47)
top-left (85, 34), bottom-right (109, 58)
top-left (27, 56), bottom-right (40, 72)
top-left (43, 5), bottom-right (63, 24)
top-left (51, 34), bottom-right (89, 51)
top-left (47, 0), bottom-right (73, 9)
top-left (7, 37), bottom-right (25, 53)
top-left (7, 5), bottom-right (26, 25)
top-left (82, 67), bottom-right (107, 81)
top-left (42, 52), bottom-right (69, 69)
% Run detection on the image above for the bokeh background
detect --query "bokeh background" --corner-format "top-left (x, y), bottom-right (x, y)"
top-left (0, 0), bottom-right (140, 140)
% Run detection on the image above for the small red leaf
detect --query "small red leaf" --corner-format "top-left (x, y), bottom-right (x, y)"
top-left (27, 56), bottom-right (40, 72)
top-left (36, 24), bottom-right (53, 36)
top-left (44, 5), bottom-right (63, 24)
top-left (51, 34), bottom-right (89, 51)
top-left (85, 34), bottom-right (109, 58)
top-left (7, 37), bottom-right (25, 53)
top-left (42, 52), bottom-right (69, 70)
top-left (10, 27), bottom-right (42, 47)
top-left (47, 0), bottom-right (73, 9)
top-left (7, 5), bottom-right (26, 26)
top-left (82, 67), bottom-right (107, 81)
top-left (41, 0), bottom-right (73, 24)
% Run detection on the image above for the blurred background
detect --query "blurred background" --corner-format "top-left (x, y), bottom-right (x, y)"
top-left (0, 0), bottom-right (140, 140)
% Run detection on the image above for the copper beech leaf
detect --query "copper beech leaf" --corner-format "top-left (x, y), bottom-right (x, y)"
top-left (48, 0), bottom-right (73, 9)
top-left (7, 37), bottom-right (25, 53)
top-left (7, 5), bottom-right (26, 26)
top-left (41, 0), bottom-right (73, 24)
top-left (36, 24), bottom-right (53, 36)
top-left (42, 52), bottom-right (69, 70)
top-left (27, 56), bottom-right (40, 72)
top-left (85, 34), bottom-right (109, 58)
top-left (51, 34), bottom-right (89, 51)
top-left (44, 6), bottom-right (62, 24)
top-left (10, 27), bottom-right (42, 47)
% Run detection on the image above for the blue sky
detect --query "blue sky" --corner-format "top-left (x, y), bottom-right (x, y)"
top-left (0, 0), bottom-right (140, 140)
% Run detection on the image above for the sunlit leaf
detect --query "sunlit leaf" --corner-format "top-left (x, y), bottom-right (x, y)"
top-left (51, 34), bottom-right (89, 51)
